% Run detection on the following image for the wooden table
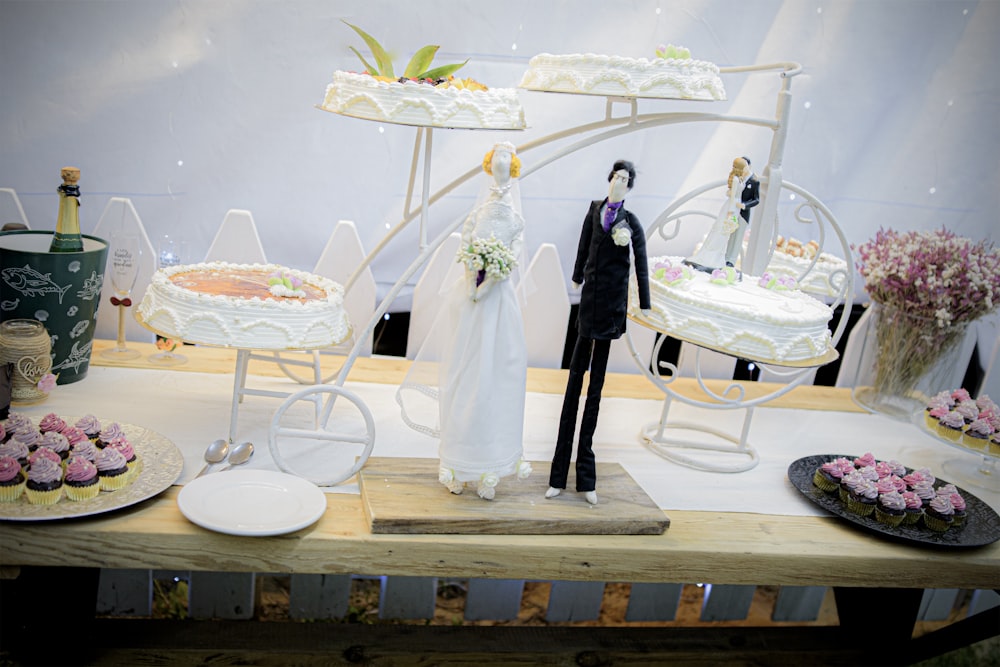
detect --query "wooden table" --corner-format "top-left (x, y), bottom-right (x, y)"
top-left (1, 340), bottom-right (997, 666)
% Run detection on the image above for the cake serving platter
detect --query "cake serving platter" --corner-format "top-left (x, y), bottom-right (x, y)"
top-left (0, 419), bottom-right (183, 521)
top-left (787, 454), bottom-right (1000, 548)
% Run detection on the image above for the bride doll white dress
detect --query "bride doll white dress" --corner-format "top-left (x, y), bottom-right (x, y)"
top-left (397, 144), bottom-right (531, 499)
top-left (685, 175), bottom-right (743, 271)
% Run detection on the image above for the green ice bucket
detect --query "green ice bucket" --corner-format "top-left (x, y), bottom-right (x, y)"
top-left (0, 230), bottom-right (109, 385)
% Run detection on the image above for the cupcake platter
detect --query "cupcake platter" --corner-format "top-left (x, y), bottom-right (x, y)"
top-left (788, 454), bottom-right (1000, 548)
top-left (0, 418), bottom-right (183, 521)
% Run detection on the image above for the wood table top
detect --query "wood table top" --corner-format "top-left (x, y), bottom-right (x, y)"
top-left (2, 339), bottom-right (997, 590)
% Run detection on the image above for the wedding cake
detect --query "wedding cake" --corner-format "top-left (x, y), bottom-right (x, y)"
top-left (137, 262), bottom-right (351, 350)
top-left (763, 236), bottom-right (849, 298)
top-left (519, 47), bottom-right (726, 101)
top-left (630, 257), bottom-right (834, 365)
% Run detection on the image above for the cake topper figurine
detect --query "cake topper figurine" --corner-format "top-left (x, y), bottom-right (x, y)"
top-left (396, 142), bottom-right (532, 500)
top-left (684, 156), bottom-right (760, 274)
top-left (546, 160), bottom-right (650, 504)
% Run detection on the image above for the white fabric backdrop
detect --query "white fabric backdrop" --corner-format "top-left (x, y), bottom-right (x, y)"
top-left (1, 0), bottom-right (997, 312)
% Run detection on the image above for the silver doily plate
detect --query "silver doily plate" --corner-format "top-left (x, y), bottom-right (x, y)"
top-left (0, 418), bottom-right (183, 521)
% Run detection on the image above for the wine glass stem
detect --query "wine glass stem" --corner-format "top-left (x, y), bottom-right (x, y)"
top-left (116, 304), bottom-right (127, 351)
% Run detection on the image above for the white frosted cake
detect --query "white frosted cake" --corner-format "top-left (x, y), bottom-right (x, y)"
top-left (137, 262), bottom-right (351, 350)
top-left (519, 52), bottom-right (726, 101)
top-left (764, 237), bottom-right (849, 298)
top-left (320, 71), bottom-right (526, 129)
top-left (629, 257), bottom-right (834, 365)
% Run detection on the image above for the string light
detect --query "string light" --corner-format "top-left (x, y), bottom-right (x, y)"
top-left (803, 101), bottom-right (811, 109)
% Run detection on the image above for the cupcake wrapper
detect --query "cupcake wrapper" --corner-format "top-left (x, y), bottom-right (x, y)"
top-left (812, 470), bottom-right (839, 493)
top-left (845, 495), bottom-right (875, 517)
top-left (903, 509), bottom-right (923, 525)
top-left (25, 486), bottom-right (62, 505)
top-left (64, 481), bottom-right (101, 501)
top-left (923, 513), bottom-right (953, 532)
top-left (0, 481), bottom-right (26, 502)
top-left (99, 471), bottom-right (131, 491)
top-left (875, 507), bottom-right (905, 527)
top-left (934, 423), bottom-right (964, 442)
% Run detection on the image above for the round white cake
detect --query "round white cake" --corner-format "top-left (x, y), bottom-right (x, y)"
top-left (136, 262), bottom-right (351, 350)
top-left (519, 53), bottom-right (726, 101)
top-left (320, 71), bottom-right (526, 129)
top-left (764, 238), bottom-right (849, 298)
top-left (629, 256), bottom-right (834, 365)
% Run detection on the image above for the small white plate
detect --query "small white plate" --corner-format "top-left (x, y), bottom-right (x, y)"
top-left (177, 469), bottom-right (326, 536)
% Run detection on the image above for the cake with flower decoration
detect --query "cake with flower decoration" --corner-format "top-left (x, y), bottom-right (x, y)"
top-left (629, 256), bottom-right (834, 364)
top-left (137, 262), bottom-right (351, 350)
top-left (320, 22), bottom-right (525, 129)
top-left (761, 235), bottom-right (849, 298)
top-left (519, 44), bottom-right (726, 101)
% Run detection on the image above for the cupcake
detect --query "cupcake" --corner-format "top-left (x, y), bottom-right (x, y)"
top-left (11, 429), bottom-right (41, 452)
top-left (61, 426), bottom-right (89, 449)
top-left (839, 470), bottom-right (863, 504)
top-left (39, 431), bottom-right (71, 462)
top-left (856, 465), bottom-right (879, 482)
top-left (3, 412), bottom-right (34, 440)
top-left (951, 388), bottom-right (972, 403)
top-left (901, 491), bottom-right (924, 525)
top-left (935, 411), bottom-right (966, 441)
top-left (96, 423), bottom-right (126, 449)
top-left (844, 477), bottom-right (878, 517)
top-left (875, 491), bottom-right (907, 527)
top-left (74, 415), bottom-right (102, 443)
top-left (853, 452), bottom-right (877, 469)
top-left (0, 423), bottom-right (6, 445)
top-left (106, 436), bottom-right (140, 480)
top-left (27, 446), bottom-right (61, 468)
top-left (927, 390), bottom-right (954, 412)
top-left (0, 439), bottom-right (30, 469)
top-left (923, 494), bottom-right (955, 532)
top-left (813, 460), bottom-right (845, 492)
top-left (0, 455), bottom-right (26, 502)
top-left (885, 460), bottom-right (907, 478)
top-left (963, 418), bottom-right (994, 451)
top-left (924, 405), bottom-right (949, 431)
top-left (37, 413), bottom-right (67, 435)
top-left (63, 456), bottom-right (100, 501)
top-left (911, 479), bottom-right (937, 507)
top-left (948, 493), bottom-right (967, 527)
top-left (69, 439), bottom-right (98, 463)
top-left (954, 399), bottom-right (979, 424)
top-left (96, 447), bottom-right (129, 491)
top-left (25, 457), bottom-right (63, 505)
top-left (975, 394), bottom-right (996, 413)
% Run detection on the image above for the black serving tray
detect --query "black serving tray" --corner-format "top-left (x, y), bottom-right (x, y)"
top-left (787, 454), bottom-right (1000, 548)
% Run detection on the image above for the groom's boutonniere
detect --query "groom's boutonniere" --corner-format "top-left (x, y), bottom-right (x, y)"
top-left (611, 221), bottom-right (632, 246)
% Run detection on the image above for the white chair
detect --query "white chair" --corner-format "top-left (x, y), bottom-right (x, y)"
top-left (521, 243), bottom-right (570, 369)
top-left (204, 209), bottom-right (266, 264)
top-left (312, 220), bottom-right (377, 360)
top-left (0, 188), bottom-right (30, 229)
top-left (406, 232), bottom-right (461, 359)
top-left (92, 197), bottom-right (156, 343)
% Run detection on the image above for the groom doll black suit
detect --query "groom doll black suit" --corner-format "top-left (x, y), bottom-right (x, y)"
top-left (547, 160), bottom-right (650, 503)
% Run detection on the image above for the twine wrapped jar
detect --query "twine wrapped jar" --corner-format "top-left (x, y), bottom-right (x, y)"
top-left (0, 319), bottom-right (53, 405)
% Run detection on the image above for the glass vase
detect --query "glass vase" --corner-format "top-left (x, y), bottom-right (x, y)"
top-left (852, 302), bottom-right (970, 420)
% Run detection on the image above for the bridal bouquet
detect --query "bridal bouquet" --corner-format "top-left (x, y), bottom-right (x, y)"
top-left (853, 227), bottom-right (1000, 409)
top-left (458, 235), bottom-right (517, 282)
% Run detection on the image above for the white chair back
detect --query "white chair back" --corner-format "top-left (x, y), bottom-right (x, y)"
top-left (204, 209), bottom-right (266, 264)
top-left (312, 220), bottom-right (376, 357)
top-left (522, 243), bottom-right (570, 369)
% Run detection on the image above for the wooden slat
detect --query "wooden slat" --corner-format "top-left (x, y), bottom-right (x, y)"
top-left (772, 585), bottom-right (828, 622)
top-left (288, 573), bottom-right (351, 620)
top-left (700, 584), bottom-right (755, 621)
top-left (359, 458), bottom-right (668, 535)
top-left (625, 582), bottom-right (683, 621)
top-left (379, 576), bottom-right (437, 620)
top-left (464, 579), bottom-right (525, 621)
top-left (546, 581), bottom-right (605, 622)
top-left (188, 571), bottom-right (255, 619)
top-left (96, 568), bottom-right (152, 616)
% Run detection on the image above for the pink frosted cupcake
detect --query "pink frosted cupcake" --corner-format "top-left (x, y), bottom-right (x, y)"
top-left (106, 436), bottom-right (140, 480)
top-left (0, 455), bottom-right (26, 502)
top-left (875, 491), bottom-right (907, 527)
top-left (844, 477), bottom-right (878, 517)
top-left (25, 457), bottom-right (63, 505)
top-left (74, 415), bottom-right (102, 443)
top-left (63, 456), bottom-right (100, 501)
top-left (96, 447), bottom-right (129, 491)
top-left (963, 418), bottom-right (994, 450)
top-left (935, 411), bottom-right (965, 441)
top-left (951, 388), bottom-right (972, 403)
top-left (61, 426), bottom-right (88, 449)
top-left (901, 491), bottom-right (924, 525)
top-left (853, 452), bottom-right (876, 469)
top-left (924, 405), bottom-right (949, 431)
top-left (813, 459), bottom-right (848, 492)
top-left (27, 447), bottom-right (61, 468)
top-left (39, 431), bottom-right (71, 462)
top-left (924, 494), bottom-right (955, 532)
top-left (911, 479), bottom-right (937, 508)
top-left (96, 423), bottom-right (126, 449)
top-left (0, 439), bottom-right (29, 469)
top-left (37, 413), bottom-right (66, 435)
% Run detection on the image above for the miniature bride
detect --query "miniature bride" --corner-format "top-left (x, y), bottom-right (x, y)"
top-left (684, 157), bottom-right (749, 273)
top-left (397, 142), bottom-right (531, 499)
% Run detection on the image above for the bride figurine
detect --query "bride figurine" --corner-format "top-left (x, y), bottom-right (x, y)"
top-left (397, 142), bottom-right (532, 499)
top-left (684, 157), bottom-right (751, 273)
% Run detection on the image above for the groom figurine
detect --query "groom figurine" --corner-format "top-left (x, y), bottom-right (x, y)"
top-left (724, 156), bottom-right (760, 268)
top-left (546, 160), bottom-right (650, 505)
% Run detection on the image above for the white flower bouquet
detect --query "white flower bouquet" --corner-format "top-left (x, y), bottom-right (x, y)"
top-left (611, 221), bottom-right (632, 247)
top-left (458, 235), bottom-right (517, 281)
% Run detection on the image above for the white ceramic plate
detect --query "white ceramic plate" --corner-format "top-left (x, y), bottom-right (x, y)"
top-left (177, 469), bottom-right (326, 536)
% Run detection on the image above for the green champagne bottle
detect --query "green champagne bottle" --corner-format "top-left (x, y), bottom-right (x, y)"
top-left (48, 166), bottom-right (84, 252)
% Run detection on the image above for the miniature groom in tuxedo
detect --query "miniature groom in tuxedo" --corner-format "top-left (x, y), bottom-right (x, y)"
top-left (724, 156), bottom-right (760, 267)
top-left (546, 160), bottom-right (650, 505)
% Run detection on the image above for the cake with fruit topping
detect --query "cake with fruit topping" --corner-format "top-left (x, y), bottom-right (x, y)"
top-left (519, 44), bottom-right (726, 101)
top-left (320, 22), bottom-right (525, 129)
top-left (137, 262), bottom-right (351, 349)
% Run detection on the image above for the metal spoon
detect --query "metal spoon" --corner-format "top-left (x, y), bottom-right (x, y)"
top-left (218, 441), bottom-right (254, 472)
top-left (195, 439), bottom-right (229, 478)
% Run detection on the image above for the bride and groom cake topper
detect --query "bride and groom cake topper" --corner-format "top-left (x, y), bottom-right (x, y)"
top-left (684, 156), bottom-right (760, 275)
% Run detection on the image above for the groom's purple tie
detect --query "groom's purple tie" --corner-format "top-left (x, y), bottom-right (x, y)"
top-left (603, 201), bottom-right (622, 232)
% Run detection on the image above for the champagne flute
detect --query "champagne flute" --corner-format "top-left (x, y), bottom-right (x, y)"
top-left (148, 234), bottom-right (188, 365)
top-left (100, 233), bottom-right (142, 360)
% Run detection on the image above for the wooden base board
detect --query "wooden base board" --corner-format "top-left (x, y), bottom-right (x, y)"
top-left (358, 457), bottom-right (669, 535)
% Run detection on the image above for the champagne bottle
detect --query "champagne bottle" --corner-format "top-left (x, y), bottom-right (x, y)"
top-left (49, 166), bottom-right (84, 252)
